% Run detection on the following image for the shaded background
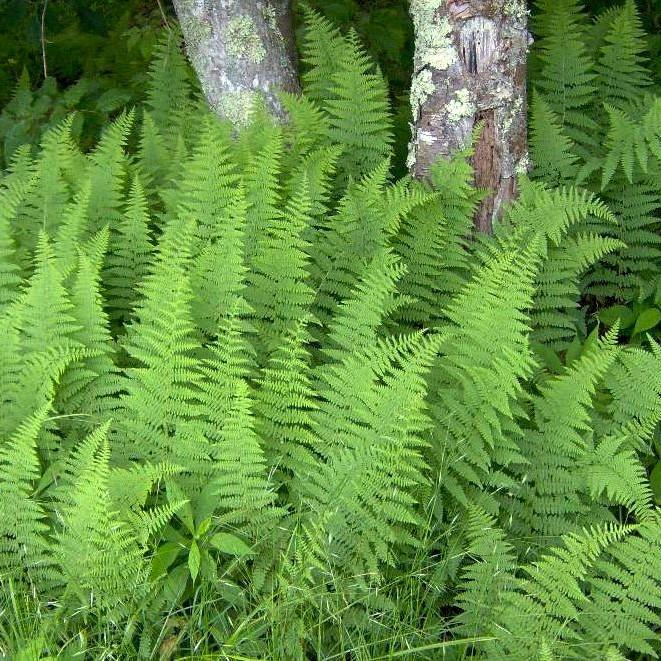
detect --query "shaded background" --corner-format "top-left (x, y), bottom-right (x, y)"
top-left (2, 0), bottom-right (659, 104)
top-left (0, 0), bottom-right (659, 168)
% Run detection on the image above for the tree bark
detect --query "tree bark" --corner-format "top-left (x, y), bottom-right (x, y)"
top-left (172, 0), bottom-right (300, 126)
top-left (408, 0), bottom-right (530, 233)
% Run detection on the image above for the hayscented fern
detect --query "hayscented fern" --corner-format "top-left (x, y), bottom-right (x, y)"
top-left (0, 8), bottom-right (659, 660)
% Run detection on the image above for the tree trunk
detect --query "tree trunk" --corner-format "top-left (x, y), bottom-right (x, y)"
top-left (408, 0), bottom-right (530, 233)
top-left (172, 0), bottom-right (300, 126)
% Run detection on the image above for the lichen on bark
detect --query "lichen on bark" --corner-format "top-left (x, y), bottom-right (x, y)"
top-left (408, 0), bottom-right (531, 233)
top-left (226, 16), bottom-right (266, 63)
top-left (172, 0), bottom-right (299, 125)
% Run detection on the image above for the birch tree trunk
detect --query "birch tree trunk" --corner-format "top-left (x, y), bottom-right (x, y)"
top-left (172, 0), bottom-right (300, 126)
top-left (408, 0), bottom-right (530, 233)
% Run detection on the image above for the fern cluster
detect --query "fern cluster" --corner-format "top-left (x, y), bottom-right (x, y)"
top-left (530, 0), bottom-right (661, 311)
top-left (0, 10), bottom-right (660, 660)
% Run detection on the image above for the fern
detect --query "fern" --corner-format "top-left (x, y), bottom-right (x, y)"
top-left (104, 174), bottom-right (153, 324)
top-left (301, 8), bottom-right (393, 185)
top-left (85, 110), bottom-right (132, 237)
top-left (312, 161), bottom-right (394, 322)
top-left (0, 14), bottom-right (659, 659)
top-left (300, 7), bottom-right (346, 105)
top-left (392, 155), bottom-right (478, 328)
top-left (52, 182), bottom-right (92, 279)
top-left (242, 123), bottom-right (284, 269)
top-left (54, 423), bottom-right (149, 616)
top-left (531, 0), bottom-right (597, 150)
top-left (489, 523), bottom-right (630, 659)
top-left (202, 377), bottom-right (277, 531)
top-left (529, 94), bottom-right (580, 187)
top-left (0, 177), bottom-right (28, 308)
top-left (13, 119), bottom-right (74, 268)
top-left (453, 506), bottom-right (517, 639)
top-left (136, 110), bottom-right (169, 194)
top-left (0, 406), bottom-right (52, 587)
top-left (324, 29), bottom-right (393, 184)
top-left (532, 0), bottom-right (661, 303)
top-left (246, 174), bottom-right (315, 355)
top-left (12, 233), bottom-right (81, 358)
top-left (594, 1), bottom-right (652, 112)
top-left (145, 30), bottom-right (193, 145)
top-left (510, 332), bottom-right (620, 540)
top-left (58, 238), bottom-right (122, 435)
top-left (303, 333), bottom-right (441, 577)
top-left (427, 237), bottom-right (539, 507)
top-left (255, 320), bottom-right (319, 488)
top-left (116, 213), bottom-right (204, 471)
top-left (578, 516), bottom-right (661, 658)
top-left (583, 178), bottom-right (661, 301)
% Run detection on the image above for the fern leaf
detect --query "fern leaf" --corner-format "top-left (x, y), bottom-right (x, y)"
top-left (104, 174), bottom-right (153, 324)
top-left (0, 406), bottom-right (52, 587)
top-left (55, 423), bottom-right (149, 616)
top-left (117, 213), bottom-right (204, 470)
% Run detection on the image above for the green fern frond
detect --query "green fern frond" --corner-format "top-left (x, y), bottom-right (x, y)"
top-left (529, 94), bottom-right (580, 187)
top-left (302, 333), bottom-right (441, 577)
top-left (246, 173), bottom-right (314, 355)
top-left (453, 506), bottom-right (517, 639)
top-left (532, 0), bottom-right (597, 150)
top-left (280, 92), bottom-right (332, 165)
top-left (323, 248), bottom-right (405, 362)
top-left (54, 423), bottom-right (149, 616)
top-left (312, 161), bottom-right (393, 321)
top-left (600, 97), bottom-right (661, 187)
top-left (511, 332), bottom-right (620, 539)
top-left (189, 188), bottom-right (250, 338)
top-left (393, 182), bottom-right (471, 327)
top-left (598, 345), bottom-right (661, 449)
top-left (0, 406), bottom-right (52, 587)
top-left (488, 523), bottom-right (629, 659)
top-left (12, 232), bottom-right (81, 357)
top-left (288, 145), bottom-right (341, 227)
top-left (203, 377), bottom-right (277, 531)
top-left (585, 432), bottom-right (654, 521)
top-left (300, 7), bottom-right (346, 105)
top-left (58, 239), bottom-right (122, 434)
top-left (86, 110), bottom-right (133, 236)
top-left (583, 178), bottom-right (660, 301)
top-left (117, 213), bottom-right (204, 470)
top-left (579, 516), bottom-right (661, 658)
top-left (324, 30), bottom-right (393, 184)
top-left (145, 30), bottom-right (193, 144)
top-left (137, 110), bottom-right (169, 193)
top-left (13, 118), bottom-right (75, 267)
top-left (594, 1), bottom-right (652, 112)
top-left (531, 233), bottom-right (624, 350)
top-left (104, 174), bottom-right (153, 324)
top-left (243, 124), bottom-right (284, 268)
top-left (427, 241), bottom-right (539, 505)
top-left (176, 115), bottom-right (240, 252)
top-left (0, 178), bottom-right (28, 308)
top-left (194, 315), bottom-right (278, 530)
top-left (0, 297), bottom-right (87, 442)
top-left (255, 320), bottom-right (319, 487)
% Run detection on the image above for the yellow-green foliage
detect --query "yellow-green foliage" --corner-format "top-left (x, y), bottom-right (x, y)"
top-left (0, 13), bottom-right (659, 661)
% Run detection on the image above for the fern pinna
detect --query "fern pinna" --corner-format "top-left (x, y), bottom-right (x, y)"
top-left (0, 11), bottom-right (660, 660)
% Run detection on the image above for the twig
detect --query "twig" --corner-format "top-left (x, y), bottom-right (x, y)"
top-left (156, 0), bottom-right (172, 30)
top-left (40, 0), bottom-right (49, 79)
